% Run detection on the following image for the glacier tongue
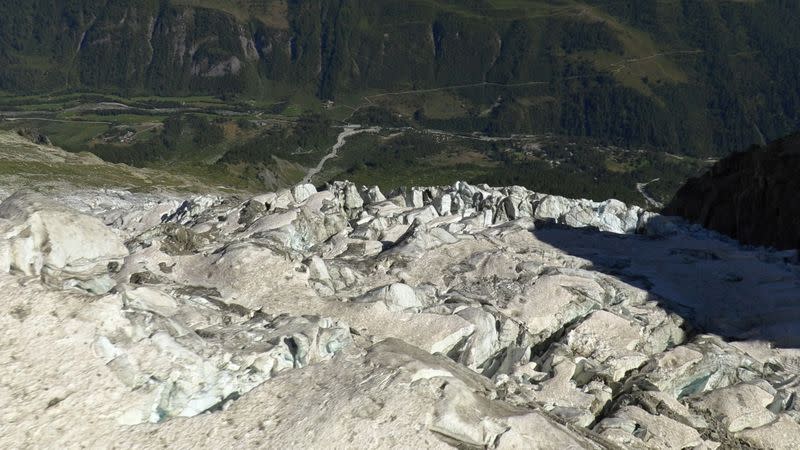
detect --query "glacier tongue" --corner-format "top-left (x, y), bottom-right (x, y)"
top-left (1, 181), bottom-right (799, 449)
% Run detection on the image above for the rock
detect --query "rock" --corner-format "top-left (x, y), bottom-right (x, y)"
top-left (355, 283), bottom-right (421, 311)
top-left (664, 133), bottom-right (800, 250)
top-left (639, 212), bottom-right (682, 236)
top-left (433, 192), bottom-right (453, 216)
top-left (335, 302), bottom-right (475, 355)
top-left (154, 241), bottom-right (313, 310)
top-left (305, 255), bottom-right (334, 295)
top-left (533, 194), bottom-right (643, 233)
top-left (340, 181), bottom-right (365, 210)
top-left (500, 192), bottom-right (533, 220)
top-left (342, 240), bottom-right (383, 258)
top-left (639, 345), bottom-right (705, 394)
top-left (404, 188), bottom-right (424, 208)
top-left (455, 307), bottom-right (499, 370)
top-left (361, 185), bottom-right (386, 204)
top-left (253, 204), bottom-right (348, 252)
top-left (237, 199), bottom-right (267, 225)
top-left (595, 406), bottom-right (707, 449)
top-left (120, 285), bottom-right (179, 317)
top-left (0, 191), bottom-right (128, 292)
top-left (635, 391), bottom-right (709, 429)
top-left (161, 195), bottom-right (220, 225)
top-left (689, 382), bottom-right (777, 432)
top-left (534, 195), bottom-right (573, 222)
top-left (250, 191), bottom-right (277, 207)
top-left (566, 310), bottom-right (648, 381)
top-left (637, 336), bottom-right (763, 398)
top-left (494, 410), bottom-right (603, 449)
top-left (98, 196), bottom-right (182, 238)
top-left (147, 223), bottom-right (211, 255)
top-left (109, 308), bottom-right (354, 423)
top-left (525, 355), bottom-right (610, 426)
top-left (273, 189), bottom-right (294, 209)
top-left (291, 183), bottom-right (317, 203)
top-left (402, 205), bottom-right (439, 225)
top-left (243, 208), bottom-right (298, 236)
top-left (325, 181), bottom-right (364, 213)
top-left (500, 273), bottom-right (604, 346)
top-left (737, 415), bottom-right (800, 450)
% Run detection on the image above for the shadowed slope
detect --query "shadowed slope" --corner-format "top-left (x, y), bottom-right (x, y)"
top-left (664, 134), bottom-right (800, 250)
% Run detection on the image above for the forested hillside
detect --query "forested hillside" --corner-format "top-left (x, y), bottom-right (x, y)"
top-left (1, 0), bottom-right (799, 156)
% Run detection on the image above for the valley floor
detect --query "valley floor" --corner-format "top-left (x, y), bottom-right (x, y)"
top-left (0, 92), bottom-right (709, 207)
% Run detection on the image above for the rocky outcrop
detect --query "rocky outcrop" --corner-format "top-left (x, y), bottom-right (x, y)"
top-left (664, 134), bottom-right (800, 250)
top-left (2, 181), bottom-right (799, 449)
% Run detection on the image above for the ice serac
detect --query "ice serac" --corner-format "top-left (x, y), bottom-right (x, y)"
top-left (0, 191), bottom-right (128, 292)
top-left (2, 180), bottom-right (800, 449)
top-left (98, 284), bottom-right (353, 424)
top-left (355, 282), bottom-right (421, 311)
top-left (534, 194), bottom-right (642, 233)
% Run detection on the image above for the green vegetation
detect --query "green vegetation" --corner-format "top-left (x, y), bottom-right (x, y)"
top-left (1, 0), bottom-right (798, 156)
top-left (0, 0), bottom-right (796, 204)
top-left (0, 98), bottom-right (704, 206)
top-left (0, 129), bottom-right (241, 193)
top-left (220, 112), bottom-right (334, 166)
top-left (313, 131), bottom-right (494, 191)
top-left (310, 128), bottom-right (706, 206)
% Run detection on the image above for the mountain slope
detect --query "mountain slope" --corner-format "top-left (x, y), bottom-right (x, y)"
top-left (664, 133), bottom-right (800, 250)
top-left (1, 0), bottom-right (799, 155)
top-left (0, 129), bottom-right (237, 195)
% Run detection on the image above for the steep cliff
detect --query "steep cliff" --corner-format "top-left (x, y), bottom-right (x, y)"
top-left (664, 134), bottom-right (800, 250)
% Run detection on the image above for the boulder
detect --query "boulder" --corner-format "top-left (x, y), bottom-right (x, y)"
top-left (738, 415), bottom-right (800, 450)
top-left (595, 406), bottom-right (707, 449)
top-left (689, 382), bottom-right (777, 433)
top-left (291, 183), bottom-right (317, 203)
top-left (566, 310), bottom-right (648, 381)
top-left (361, 185), bottom-right (386, 204)
top-left (404, 188), bottom-right (424, 208)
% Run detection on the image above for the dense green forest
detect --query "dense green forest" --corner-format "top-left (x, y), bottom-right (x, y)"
top-left (1, 0), bottom-right (799, 157)
top-left (219, 112), bottom-right (334, 166)
top-left (87, 114), bottom-right (225, 166)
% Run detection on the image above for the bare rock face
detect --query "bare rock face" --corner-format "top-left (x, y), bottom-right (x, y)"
top-left (2, 181), bottom-right (800, 449)
top-left (664, 133), bottom-right (800, 250)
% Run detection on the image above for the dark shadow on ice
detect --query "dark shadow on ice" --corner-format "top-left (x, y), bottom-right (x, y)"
top-left (530, 222), bottom-right (800, 348)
